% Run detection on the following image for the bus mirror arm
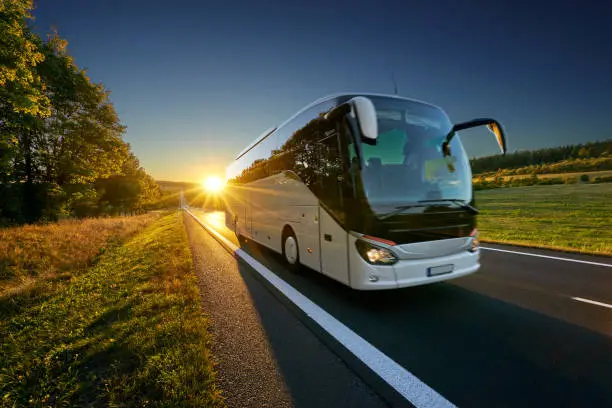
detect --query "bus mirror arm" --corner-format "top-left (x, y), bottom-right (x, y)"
top-left (442, 118), bottom-right (507, 157)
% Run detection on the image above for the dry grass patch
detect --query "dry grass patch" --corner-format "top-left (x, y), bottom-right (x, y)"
top-left (0, 213), bottom-right (159, 294)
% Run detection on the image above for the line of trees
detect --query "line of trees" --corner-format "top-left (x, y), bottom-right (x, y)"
top-left (0, 0), bottom-right (160, 224)
top-left (470, 139), bottom-right (612, 175)
top-left (474, 173), bottom-right (612, 190)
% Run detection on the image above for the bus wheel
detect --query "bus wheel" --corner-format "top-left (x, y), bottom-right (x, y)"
top-left (282, 228), bottom-right (300, 271)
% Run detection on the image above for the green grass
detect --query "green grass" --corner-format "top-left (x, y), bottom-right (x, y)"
top-left (0, 213), bottom-right (224, 407)
top-left (476, 183), bottom-right (612, 256)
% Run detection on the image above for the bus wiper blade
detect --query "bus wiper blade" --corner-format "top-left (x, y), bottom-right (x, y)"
top-left (417, 199), bottom-right (479, 214)
top-left (379, 203), bottom-right (427, 220)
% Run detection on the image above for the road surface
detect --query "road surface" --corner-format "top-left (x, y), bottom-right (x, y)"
top-left (185, 209), bottom-right (612, 408)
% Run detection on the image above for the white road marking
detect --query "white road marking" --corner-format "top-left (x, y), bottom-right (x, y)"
top-left (185, 209), bottom-right (455, 408)
top-left (481, 246), bottom-right (612, 268)
top-left (571, 297), bottom-right (612, 309)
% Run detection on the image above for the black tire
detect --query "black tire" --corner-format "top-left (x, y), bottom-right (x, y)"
top-left (282, 228), bottom-right (300, 271)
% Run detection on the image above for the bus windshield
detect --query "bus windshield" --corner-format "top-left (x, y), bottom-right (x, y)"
top-left (357, 97), bottom-right (472, 215)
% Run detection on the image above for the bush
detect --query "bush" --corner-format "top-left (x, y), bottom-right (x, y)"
top-left (538, 177), bottom-right (563, 185)
top-left (592, 176), bottom-right (612, 184)
top-left (580, 174), bottom-right (590, 182)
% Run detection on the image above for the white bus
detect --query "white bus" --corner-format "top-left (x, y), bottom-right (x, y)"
top-left (224, 93), bottom-right (507, 290)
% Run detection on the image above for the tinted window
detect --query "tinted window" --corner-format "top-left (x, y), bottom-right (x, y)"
top-left (228, 98), bottom-right (340, 185)
top-left (277, 99), bottom-right (337, 148)
top-left (228, 132), bottom-right (277, 184)
top-left (316, 128), bottom-right (347, 221)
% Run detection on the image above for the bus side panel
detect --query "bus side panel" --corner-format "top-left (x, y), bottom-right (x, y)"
top-left (224, 185), bottom-right (234, 231)
top-left (319, 207), bottom-right (349, 285)
top-left (289, 205), bottom-right (321, 273)
top-left (247, 173), bottom-right (322, 272)
top-left (276, 175), bottom-right (321, 272)
top-left (226, 173), bottom-right (323, 273)
top-left (250, 175), bottom-right (283, 253)
top-left (224, 184), bottom-right (244, 236)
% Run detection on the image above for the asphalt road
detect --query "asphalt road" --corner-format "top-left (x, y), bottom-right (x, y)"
top-left (186, 209), bottom-right (612, 408)
top-left (183, 213), bottom-right (388, 408)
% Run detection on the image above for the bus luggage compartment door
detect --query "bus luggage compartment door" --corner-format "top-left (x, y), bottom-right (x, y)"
top-left (319, 208), bottom-right (349, 285)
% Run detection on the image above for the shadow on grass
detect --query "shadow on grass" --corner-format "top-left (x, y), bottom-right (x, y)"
top-left (1, 287), bottom-right (194, 407)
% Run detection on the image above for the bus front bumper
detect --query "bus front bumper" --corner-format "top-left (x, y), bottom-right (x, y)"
top-left (350, 249), bottom-right (480, 290)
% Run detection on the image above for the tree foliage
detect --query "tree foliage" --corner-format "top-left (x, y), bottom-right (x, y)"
top-left (0, 4), bottom-right (160, 224)
top-left (470, 139), bottom-right (612, 175)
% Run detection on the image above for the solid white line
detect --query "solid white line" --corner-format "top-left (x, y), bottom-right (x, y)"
top-left (571, 297), bottom-right (612, 309)
top-left (185, 209), bottom-right (455, 408)
top-left (480, 246), bottom-right (612, 268)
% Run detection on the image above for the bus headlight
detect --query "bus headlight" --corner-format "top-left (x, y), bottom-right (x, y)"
top-left (356, 240), bottom-right (398, 265)
top-left (469, 228), bottom-right (479, 252)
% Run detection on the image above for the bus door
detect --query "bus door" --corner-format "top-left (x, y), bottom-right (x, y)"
top-left (317, 123), bottom-right (350, 285)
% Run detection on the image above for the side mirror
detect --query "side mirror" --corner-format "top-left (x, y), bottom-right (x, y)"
top-left (444, 118), bottom-right (507, 155)
top-left (350, 96), bottom-right (378, 141)
top-left (486, 121), bottom-right (506, 154)
top-left (323, 96), bottom-right (378, 141)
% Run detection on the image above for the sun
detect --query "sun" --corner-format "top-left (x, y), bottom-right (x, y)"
top-left (202, 176), bottom-right (224, 193)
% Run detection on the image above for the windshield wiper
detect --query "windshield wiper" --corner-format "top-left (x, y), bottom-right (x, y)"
top-left (378, 203), bottom-right (428, 220)
top-left (378, 199), bottom-right (478, 220)
top-left (417, 199), bottom-right (479, 214)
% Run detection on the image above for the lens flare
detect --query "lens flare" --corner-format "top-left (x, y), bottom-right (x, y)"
top-left (202, 176), bottom-right (224, 193)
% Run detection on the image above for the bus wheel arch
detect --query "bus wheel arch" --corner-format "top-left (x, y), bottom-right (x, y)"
top-left (281, 225), bottom-right (300, 269)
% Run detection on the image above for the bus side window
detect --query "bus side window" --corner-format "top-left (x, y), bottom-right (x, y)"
top-left (316, 126), bottom-right (346, 220)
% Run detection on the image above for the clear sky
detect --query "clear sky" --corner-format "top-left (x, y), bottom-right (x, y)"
top-left (31, 0), bottom-right (612, 182)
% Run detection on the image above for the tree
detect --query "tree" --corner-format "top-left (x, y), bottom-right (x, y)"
top-left (96, 175), bottom-right (140, 215)
top-left (0, 0), bottom-right (51, 221)
top-left (0, 0), bottom-right (49, 117)
top-left (1, 19), bottom-right (161, 223)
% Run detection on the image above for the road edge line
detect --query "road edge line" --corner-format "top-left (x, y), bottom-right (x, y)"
top-left (481, 246), bottom-right (612, 268)
top-left (571, 297), bottom-right (612, 309)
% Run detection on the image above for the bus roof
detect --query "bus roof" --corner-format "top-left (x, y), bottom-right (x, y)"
top-left (233, 92), bottom-right (443, 160)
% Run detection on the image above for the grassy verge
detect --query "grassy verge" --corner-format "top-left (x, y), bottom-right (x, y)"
top-left (0, 212), bottom-right (224, 407)
top-left (476, 183), bottom-right (611, 256)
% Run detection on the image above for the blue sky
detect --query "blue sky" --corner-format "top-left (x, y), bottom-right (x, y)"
top-left (31, 0), bottom-right (612, 182)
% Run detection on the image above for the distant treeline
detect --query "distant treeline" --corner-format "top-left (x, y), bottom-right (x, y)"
top-left (474, 173), bottom-right (612, 190)
top-left (470, 139), bottom-right (612, 175)
top-left (0, 1), bottom-right (160, 224)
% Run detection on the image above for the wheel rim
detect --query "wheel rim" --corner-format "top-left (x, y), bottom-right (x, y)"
top-left (284, 236), bottom-right (298, 265)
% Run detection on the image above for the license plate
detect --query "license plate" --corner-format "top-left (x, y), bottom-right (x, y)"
top-left (427, 264), bottom-right (454, 277)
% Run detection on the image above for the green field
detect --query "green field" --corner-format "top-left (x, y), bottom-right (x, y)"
top-left (0, 213), bottom-right (223, 407)
top-left (476, 183), bottom-right (612, 256)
